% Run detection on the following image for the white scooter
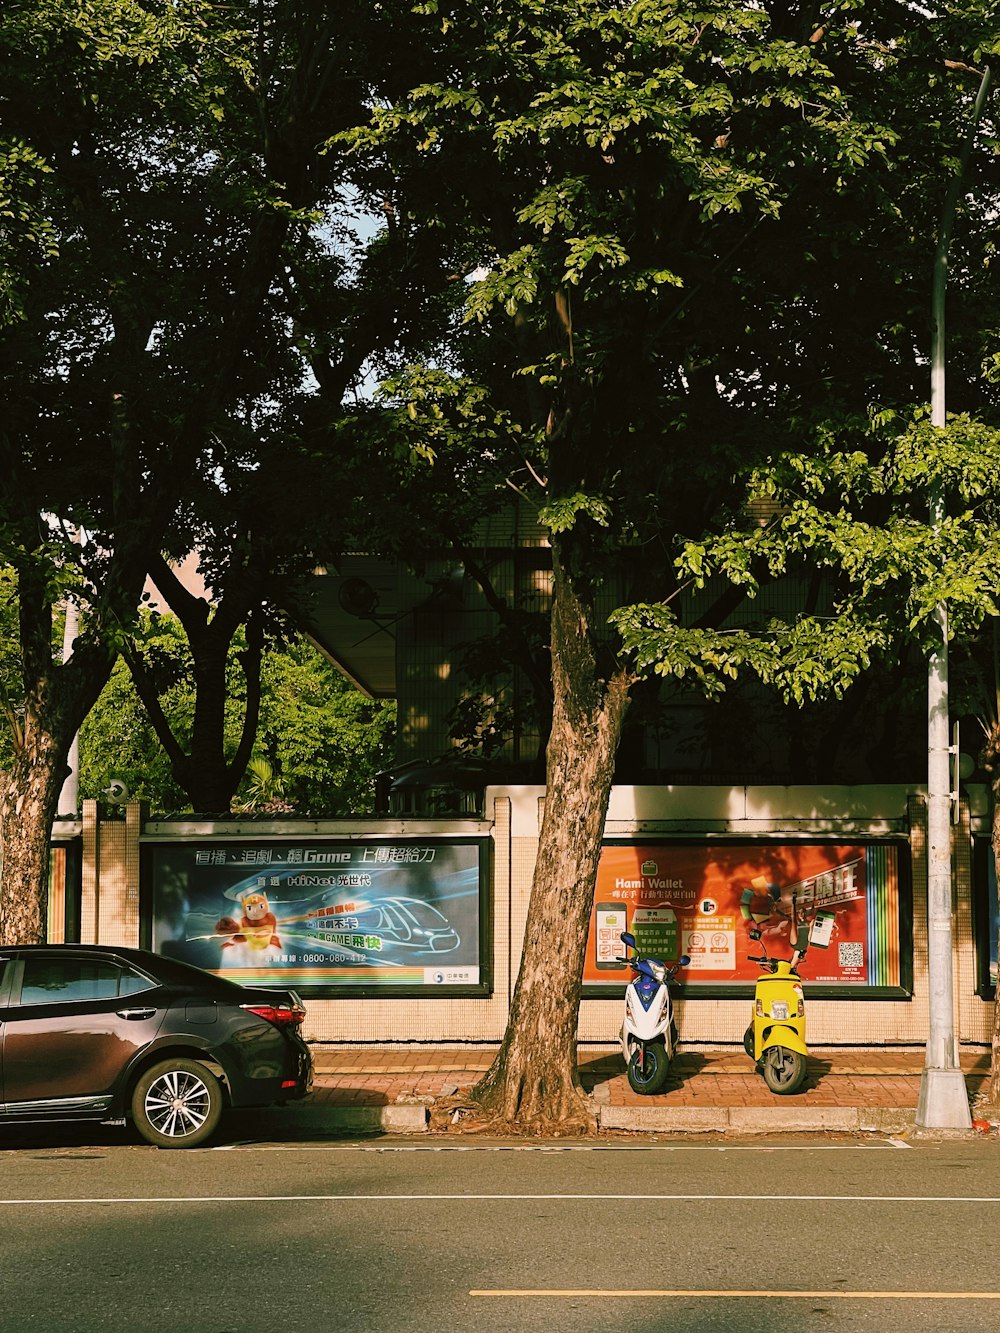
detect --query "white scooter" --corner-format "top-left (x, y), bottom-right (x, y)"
top-left (618, 930), bottom-right (690, 1094)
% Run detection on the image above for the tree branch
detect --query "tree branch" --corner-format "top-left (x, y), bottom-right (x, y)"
top-left (121, 645), bottom-right (188, 773)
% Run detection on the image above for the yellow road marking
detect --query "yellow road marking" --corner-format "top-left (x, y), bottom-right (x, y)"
top-left (469, 1290), bottom-right (1000, 1300)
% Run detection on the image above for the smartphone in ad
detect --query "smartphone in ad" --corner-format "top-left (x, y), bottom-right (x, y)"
top-left (594, 902), bottom-right (628, 969)
top-left (809, 910), bottom-right (835, 948)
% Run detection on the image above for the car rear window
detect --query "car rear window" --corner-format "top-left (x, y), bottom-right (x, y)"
top-left (118, 966), bottom-right (156, 996)
top-left (144, 953), bottom-right (247, 995)
top-left (20, 957), bottom-right (131, 1005)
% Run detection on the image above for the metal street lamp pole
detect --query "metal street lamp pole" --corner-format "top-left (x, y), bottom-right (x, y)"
top-left (57, 592), bottom-right (80, 818)
top-left (917, 64), bottom-right (992, 1129)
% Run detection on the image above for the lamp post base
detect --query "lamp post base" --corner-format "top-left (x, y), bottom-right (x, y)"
top-left (916, 1067), bottom-right (972, 1129)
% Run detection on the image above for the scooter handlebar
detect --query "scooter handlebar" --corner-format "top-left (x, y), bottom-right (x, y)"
top-left (747, 955), bottom-right (779, 972)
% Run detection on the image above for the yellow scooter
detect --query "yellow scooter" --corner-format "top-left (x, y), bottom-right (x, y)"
top-left (742, 919), bottom-right (812, 1095)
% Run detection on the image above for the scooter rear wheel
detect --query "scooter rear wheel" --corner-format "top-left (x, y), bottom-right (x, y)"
top-left (761, 1045), bottom-right (807, 1095)
top-left (627, 1041), bottom-right (670, 1094)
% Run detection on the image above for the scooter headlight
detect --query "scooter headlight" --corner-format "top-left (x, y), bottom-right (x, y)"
top-left (770, 1001), bottom-right (789, 1020)
top-left (648, 962), bottom-right (666, 984)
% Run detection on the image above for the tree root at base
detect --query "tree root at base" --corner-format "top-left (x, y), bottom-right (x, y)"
top-left (972, 1094), bottom-right (1000, 1123)
top-left (427, 1093), bottom-right (598, 1137)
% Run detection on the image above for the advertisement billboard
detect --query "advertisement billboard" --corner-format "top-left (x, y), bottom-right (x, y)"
top-left (584, 840), bottom-right (909, 996)
top-left (145, 838), bottom-right (490, 996)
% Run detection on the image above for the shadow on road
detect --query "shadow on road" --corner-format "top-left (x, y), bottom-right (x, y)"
top-left (0, 1101), bottom-right (371, 1152)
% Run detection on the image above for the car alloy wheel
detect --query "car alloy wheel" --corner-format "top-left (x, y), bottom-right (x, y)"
top-left (131, 1058), bottom-right (223, 1148)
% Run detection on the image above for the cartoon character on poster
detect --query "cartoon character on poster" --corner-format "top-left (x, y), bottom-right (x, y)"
top-left (183, 884), bottom-right (465, 968)
top-left (214, 889), bottom-right (283, 954)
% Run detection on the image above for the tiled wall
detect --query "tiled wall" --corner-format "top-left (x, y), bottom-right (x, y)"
top-left (79, 800), bottom-right (142, 947)
top-left (71, 786), bottom-right (993, 1048)
top-left (297, 803), bottom-right (515, 1044)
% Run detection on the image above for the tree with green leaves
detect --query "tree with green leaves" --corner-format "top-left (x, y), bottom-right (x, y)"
top-left (681, 419), bottom-right (1000, 1097)
top-left (0, 0), bottom-right (434, 940)
top-left (79, 617), bottom-right (395, 816)
top-left (343, 0), bottom-right (1000, 1130)
top-left (1, 0), bottom-right (273, 940)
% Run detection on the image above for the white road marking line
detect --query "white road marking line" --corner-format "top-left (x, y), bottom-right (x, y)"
top-left (0, 1191), bottom-right (998, 1205)
top-left (469, 1289), bottom-right (1000, 1300)
top-left (213, 1141), bottom-right (908, 1153)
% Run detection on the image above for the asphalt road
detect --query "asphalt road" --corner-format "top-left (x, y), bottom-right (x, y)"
top-left (3, 1121), bottom-right (1000, 1332)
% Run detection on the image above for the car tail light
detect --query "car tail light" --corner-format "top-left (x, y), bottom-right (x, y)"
top-left (241, 1003), bottom-right (306, 1028)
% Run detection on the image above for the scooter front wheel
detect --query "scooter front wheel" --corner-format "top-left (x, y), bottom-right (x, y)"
top-left (626, 1041), bottom-right (671, 1094)
top-left (761, 1045), bottom-right (807, 1095)
top-left (743, 1024), bottom-right (755, 1060)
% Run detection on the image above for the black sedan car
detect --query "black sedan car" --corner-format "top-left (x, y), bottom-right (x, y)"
top-left (0, 944), bottom-right (313, 1148)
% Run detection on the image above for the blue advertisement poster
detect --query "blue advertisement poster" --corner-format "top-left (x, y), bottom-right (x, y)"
top-left (147, 839), bottom-right (487, 993)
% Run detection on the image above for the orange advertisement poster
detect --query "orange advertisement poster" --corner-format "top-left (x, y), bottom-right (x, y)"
top-left (584, 842), bottom-right (900, 988)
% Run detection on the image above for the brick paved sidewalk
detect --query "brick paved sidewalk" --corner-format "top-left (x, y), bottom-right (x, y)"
top-left (305, 1044), bottom-right (991, 1114)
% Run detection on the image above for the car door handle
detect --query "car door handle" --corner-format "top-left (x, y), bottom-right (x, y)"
top-left (117, 1007), bottom-right (156, 1020)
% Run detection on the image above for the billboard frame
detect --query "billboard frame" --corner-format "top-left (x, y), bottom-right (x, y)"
top-left (581, 836), bottom-right (913, 1001)
top-left (973, 835), bottom-right (997, 1001)
top-left (140, 834), bottom-right (494, 999)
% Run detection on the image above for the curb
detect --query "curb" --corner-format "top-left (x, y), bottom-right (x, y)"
top-left (598, 1105), bottom-right (917, 1134)
top-left (316, 1104), bottom-right (430, 1134)
top-left (307, 1102), bottom-right (918, 1137)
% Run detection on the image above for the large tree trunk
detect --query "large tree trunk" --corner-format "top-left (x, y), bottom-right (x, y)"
top-left (470, 538), bottom-right (631, 1132)
top-left (1, 564), bottom-right (119, 944)
top-left (0, 691), bottom-right (79, 944)
top-left (184, 640), bottom-right (241, 812)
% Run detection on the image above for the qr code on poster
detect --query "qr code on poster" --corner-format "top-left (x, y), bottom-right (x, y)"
top-left (838, 941), bottom-right (864, 969)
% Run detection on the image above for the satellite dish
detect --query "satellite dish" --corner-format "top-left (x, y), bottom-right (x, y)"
top-left (103, 778), bottom-right (130, 803)
top-left (425, 566), bottom-right (466, 605)
top-left (338, 577), bottom-right (380, 618)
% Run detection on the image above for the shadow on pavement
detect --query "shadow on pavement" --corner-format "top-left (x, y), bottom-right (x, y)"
top-left (0, 1103), bottom-right (377, 1152)
top-left (581, 1050), bottom-right (711, 1093)
top-left (803, 1057), bottom-right (832, 1091)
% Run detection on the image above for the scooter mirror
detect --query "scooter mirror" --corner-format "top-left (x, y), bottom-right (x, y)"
top-left (679, 955), bottom-right (691, 967)
top-left (748, 927), bottom-right (762, 941)
top-left (620, 931), bottom-right (636, 950)
top-left (794, 923), bottom-right (810, 954)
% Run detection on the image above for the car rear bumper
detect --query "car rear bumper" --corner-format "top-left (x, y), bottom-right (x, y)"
top-left (287, 1044), bottom-right (313, 1100)
top-left (228, 1036), bottom-right (313, 1107)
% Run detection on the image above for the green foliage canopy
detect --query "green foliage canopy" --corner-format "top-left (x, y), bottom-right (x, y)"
top-left (79, 616), bottom-right (395, 816)
top-left (344, 0), bottom-right (1000, 713)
